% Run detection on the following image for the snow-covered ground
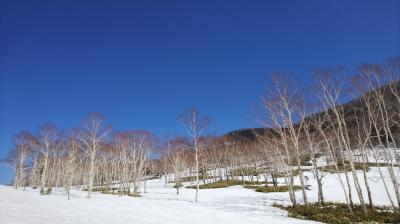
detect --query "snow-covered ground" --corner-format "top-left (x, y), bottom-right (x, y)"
top-left (0, 167), bottom-right (398, 224)
top-left (0, 181), bottom-right (316, 224)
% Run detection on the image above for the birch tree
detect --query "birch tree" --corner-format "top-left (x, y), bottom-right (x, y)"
top-left (260, 75), bottom-right (309, 206)
top-left (33, 123), bottom-right (58, 194)
top-left (64, 134), bottom-right (81, 200)
top-left (78, 113), bottom-right (111, 198)
top-left (11, 131), bottom-right (34, 189)
top-left (315, 70), bottom-right (367, 213)
top-left (165, 137), bottom-right (189, 195)
top-left (179, 107), bottom-right (210, 203)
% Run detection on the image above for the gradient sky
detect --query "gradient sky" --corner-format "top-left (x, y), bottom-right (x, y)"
top-left (1, 0), bottom-right (400, 184)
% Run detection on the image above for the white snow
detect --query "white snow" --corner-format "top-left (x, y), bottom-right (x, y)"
top-left (0, 181), bottom-right (316, 224)
top-left (0, 167), bottom-right (398, 224)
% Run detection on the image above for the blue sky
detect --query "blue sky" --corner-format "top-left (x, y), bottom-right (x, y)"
top-left (1, 0), bottom-right (400, 184)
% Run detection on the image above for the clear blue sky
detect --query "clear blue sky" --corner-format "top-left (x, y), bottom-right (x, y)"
top-left (1, 0), bottom-right (399, 184)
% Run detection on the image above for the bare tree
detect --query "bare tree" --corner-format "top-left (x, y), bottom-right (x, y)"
top-left (165, 137), bottom-right (189, 195)
top-left (13, 131), bottom-right (34, 189)
top-left (303, 116), bottom-right (327, 205)
top-left (78, 113), bottom-right (111, 198)
top-left (32, 123), bottom-right (58, 194)
top-left (314, 70), bottom-right (368, 213)
top-left (179, 107), bottom-right (210, 203)
top-left (64, 133), bottom-right (81, 200)
top-left (357, 65), bottom-right (400, 208)
top-left (259, 75), bottom-right (309, 206)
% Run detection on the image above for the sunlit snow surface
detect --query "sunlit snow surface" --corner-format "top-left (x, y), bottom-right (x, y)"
top-left (0, 167), bottom-right (398, 224)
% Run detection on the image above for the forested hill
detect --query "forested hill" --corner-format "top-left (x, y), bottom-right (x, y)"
top-left (225, 81), bottom-right (400, 143)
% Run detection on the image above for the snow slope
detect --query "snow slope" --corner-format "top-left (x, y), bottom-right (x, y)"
top-left (0, 167), bottom-right (397, 224)
top-left (293, 167), bottom-right (399, 206)
top-left (0, 180), bottom-right (316, 224)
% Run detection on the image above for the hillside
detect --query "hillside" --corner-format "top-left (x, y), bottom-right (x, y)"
top-left (1, 166), bottom-right (398, 224)
top-left (225, 81), bottom-right (400, 143)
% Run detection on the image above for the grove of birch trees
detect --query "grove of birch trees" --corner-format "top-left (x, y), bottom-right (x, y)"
top-left (3, 58), bottom-right (400, 214)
